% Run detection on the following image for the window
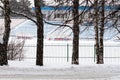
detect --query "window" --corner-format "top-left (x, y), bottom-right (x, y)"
top-left (54, 13), bottom-right (67, 18)
top-left (109, 13), bottom-right (117, 19)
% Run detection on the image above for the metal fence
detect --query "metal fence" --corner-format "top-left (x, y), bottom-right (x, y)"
top-left (22, 43), bottom-right (120, 64)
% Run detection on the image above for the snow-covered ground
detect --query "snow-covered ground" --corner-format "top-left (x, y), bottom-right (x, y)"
top-left (3, 38), bottom-right (120, 80)
top-left (1, 60), bottom-right (120, 80)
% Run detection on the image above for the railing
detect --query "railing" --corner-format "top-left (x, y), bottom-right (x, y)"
top-left (23, 43), bottom-right (120, 64)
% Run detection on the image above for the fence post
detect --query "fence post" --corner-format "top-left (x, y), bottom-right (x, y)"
top-left (67, 43), bottom-right (69, 62)
top-left (94, 44), bottom-right (96, 62)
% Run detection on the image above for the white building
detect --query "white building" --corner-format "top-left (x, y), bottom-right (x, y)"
top-left (32, 0), bottom-right (119, 22)
top-left (39, 0), bottom-right (120, 40)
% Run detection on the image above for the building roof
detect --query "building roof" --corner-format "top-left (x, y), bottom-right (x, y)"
top-left (32, 5), bottom-right (119, 11)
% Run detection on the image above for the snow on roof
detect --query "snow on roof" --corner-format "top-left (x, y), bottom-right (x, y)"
top-left (46, 24), bottom-right (118, 40)
top-left (10, 20), bottom-right (119, 41)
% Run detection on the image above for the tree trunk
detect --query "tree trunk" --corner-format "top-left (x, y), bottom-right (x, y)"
top-left (97, 0), bottom-right (105, 64)
top-left (94, 0), bottom-right (100, 63)
top-left (34, 0), bottom-right (44, 66)
top-left (0, 44), bottom-right (8, 65)
top-left (0, 0), bottom-right (11, 66)
top-left (72, 0), bottom-right (79, 65)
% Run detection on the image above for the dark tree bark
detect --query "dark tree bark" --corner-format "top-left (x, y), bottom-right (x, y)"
top-left (94, 0), bottom-right (100, 64)
top-left (34, 0), bottom-right (44, 66)
top-left (72, 0), bottom-right (79, 65)
top-left (94, 0), bottom-right (105, 64)
top-left (97, 0), bottom-right (105, 64)
top-left (0, 0), bottom-right (11, 65)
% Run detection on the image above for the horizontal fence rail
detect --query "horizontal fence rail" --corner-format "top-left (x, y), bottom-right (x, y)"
top-left (18, 43), bottom-right (120, 64)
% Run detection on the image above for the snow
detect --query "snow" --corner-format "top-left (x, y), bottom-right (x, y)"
top-left (10, 20), bottom-right (119, 41)
top-left (19, 38), bottom-right (120, 65)
top-left (0, 19), bottom-right (26, 43)
top-left (1, 35), bottom-right (119, 80)
top-left (0, 19), bottom-right (120, 80)
top-left (8, 20), bottom-right (120, 65)
top-left (1, 60), bottom-right (120, 80)
top-left (2, 37), bottom-right (120, 79)
top-left (0, 19), bottom-right (26, 29)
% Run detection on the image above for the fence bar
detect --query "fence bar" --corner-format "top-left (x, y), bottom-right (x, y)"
top-left (67, 43), bottom-right (69, 62)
